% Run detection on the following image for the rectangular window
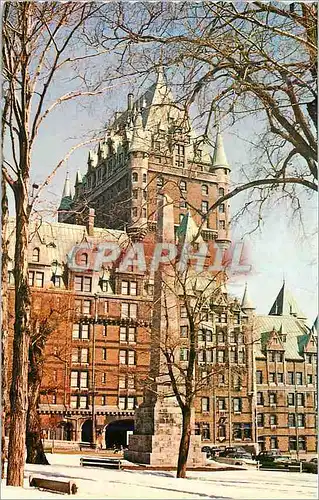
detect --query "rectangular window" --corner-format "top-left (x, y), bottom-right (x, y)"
top-left (233, 397), bottom-right (242, 412)
top-left (269, 372), bottom-right (276, 383)
top-left (238, 350), bottom-right (245, 364)
top-left (233, 423), bottom-right (241, 440)
top-left (102, 395), bottom-right (107, 406)
top-left (201, 397), bottom-right (210, 412)
top-left (180, 348), bottom-right (188, 361)
top-left (71, 371), bottom-right (78, 388)
top-left (118, 397), bottom-right (126, 410)
top-left (127, 397), bottom-right (135, 410)
top-left (70, 396), bottom-right (77, 408)
top-left (270, 414), bottom-right (277, 426)
top-left (79, 396), bottom-right (88, 409)
top-left (120, 326), bottom-right (127, 342)
top-left (119, 376), bottom-right (126, 389)
top-left (288, 372), bottom-right (294, 384)
top-left (80, 371), bottom-right (88, 388)
top-left (277, 373), bottom-right (284, 384)
top-left (296, 372), bottom-right (303, 385)
top-left (128, 351), bottom-right (135, 365)
top-left (102, 348), bottom-right (107, 361)
top-left (307, 374), bottom-right (313, 385)
top-left (102, 373), bottom-right (107, 384)
top-left (72, 348), bottom-right (78, 363)
top-left (269, 393), bottom-right (276, 405)
top-left (256, 371), bottom-right (263, 384)
top-left (287, 393), bottom-right (295, 406)
top-left (218, 332), bottom-right (225, 343)
top-left (74, 276), bottom-right (92, 292)
top-left (218, 204), bottom-right (225, 213)
top-left (81, 348), bottom-right (89, 363)
top-left (206, 350), bottom-right (213, 363)
top-left (219, 220), bottom-right (226, 230)
top-left (120, 350), bottom-right (126, 365)
top-left (218, 398), bottom-right (226, 411)
top-left (270, 437), bottom-right (278, 450)
top-left (217, 350), bottom-right (225, 363)
top-left (83, 300), bottom-right (91, 315)
top-left (218, 313), bottom-right (227, 323)
top-left (229, 349), bottom-right (236, 364)
top-left (121, 281), bottom-right (129, 295)
top-left (289, 437), bottom-right (297, 451)
top-left (288, 413), bottom-right (296, 427)
top-left (257, 414), bottom-right (264, 427)
top-left (296, 393), bottom-right (304, 406)
top-left (269, 351), bottom-right (276, 362)
top-left (201, 201), bottom-right (209, 214)
top-left (198, 350), bottom-right (205, 363)
top-left (180, 326), bottom-right (188, 338)
top-left (121, 302), bottom-right (137, 319)
top-left (180, 307), bottom-right (187, 319)
top-left (297, 414), bottom-right (305, 427)
top-left (277, 352), bottom-right (284, 362)
top-left (257, 392), bottom-right (264, 405)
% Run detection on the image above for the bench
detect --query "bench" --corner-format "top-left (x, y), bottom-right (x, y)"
top-left (29, 476), bottom-right (77, 495)
top-left (80, 456), bottom-right (122, 470)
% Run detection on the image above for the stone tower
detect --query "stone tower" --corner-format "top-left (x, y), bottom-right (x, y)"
top-left (124, 193), bottom-right (205, 466)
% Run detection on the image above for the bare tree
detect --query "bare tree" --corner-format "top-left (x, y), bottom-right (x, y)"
top-left (26, 293), bottom-right (75, 465)
top-left (91, 2), bottom-right (317, 217)
top-left (1, 1), bottom-right (112, 485)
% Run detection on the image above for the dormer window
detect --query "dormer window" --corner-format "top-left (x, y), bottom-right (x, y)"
top-left (32, 248), bottom-right (40, 263)
top-left (79, 253), bottom-right (88, 267)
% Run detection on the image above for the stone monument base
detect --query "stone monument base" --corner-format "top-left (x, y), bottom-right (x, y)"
top-left (124, 395), bottom-right (205, 467)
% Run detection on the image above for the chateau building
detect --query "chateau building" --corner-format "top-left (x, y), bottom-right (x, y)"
top-left (6, 70), bottom-right (317, 454)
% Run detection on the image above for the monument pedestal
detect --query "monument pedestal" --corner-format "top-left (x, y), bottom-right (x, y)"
top-left (124, 393), bottom-right (205, 467)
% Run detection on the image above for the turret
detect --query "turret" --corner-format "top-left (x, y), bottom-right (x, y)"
top-left (127, 111), bottom-right (149, 239)
top-left (211, 125), bottom-right (231, 249)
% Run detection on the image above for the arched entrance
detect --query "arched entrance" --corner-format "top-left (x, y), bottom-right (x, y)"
top-left (81, 419), bottom-right (93, 443)
top-left (105, 419), bottom-right (134, 448)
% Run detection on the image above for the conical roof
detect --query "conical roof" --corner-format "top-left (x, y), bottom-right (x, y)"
top-left (241, 283), bottom-right (255, 311)
top-left (75, 170), bottom-right (82, 186)
top-left (59, 172), bottom-right (72, 210)
top-left (210, 127), bottom-right (229, 171)
top-left (269, 282), bottom-right (307, 320)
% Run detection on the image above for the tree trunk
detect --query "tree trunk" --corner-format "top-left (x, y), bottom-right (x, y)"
top-left (176, 406), bottom-right (191, 478)
top-left (7, 182), bottom-right (31, 486)
top-left (1, 177), bottom-right (9, 478)
top-left (26, 334), bottom-right (49, 465)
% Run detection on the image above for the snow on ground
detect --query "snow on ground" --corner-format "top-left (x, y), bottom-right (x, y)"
top-left (1, 453), bottom-right (317, 500)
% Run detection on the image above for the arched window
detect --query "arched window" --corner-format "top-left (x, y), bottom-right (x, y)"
top-left (219, 187), bottom-right (225, 197)
top-left (32, 248), bottom-right (40, 263)
top-left (132, 172), bottom-right (138, 182)
top-left (142, 173), bottom-right (147, 183)
top-left (180, 180), bottom-right (187, 192)
top-left (202, 184), bottom-right (208, 195)
top-left (79, 253), bottom-right (88, 266)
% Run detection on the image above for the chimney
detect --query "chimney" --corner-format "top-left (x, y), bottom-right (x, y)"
top-left (86, 208), bottom-right (95, 236)
top-left (127, 93), bottom-right (133, 111)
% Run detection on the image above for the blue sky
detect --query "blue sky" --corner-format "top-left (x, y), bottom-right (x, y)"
top-left (7, 70), bottom-right (317, 323)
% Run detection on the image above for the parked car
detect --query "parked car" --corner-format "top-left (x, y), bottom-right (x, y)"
top-left (257, 450), bottom-right (282, 463)
top-left (219, 446), bottom-right (246, 457)
top-left (302, 458), bottom-right (318, 474)
top-left (201, 446), bottom-right (212, 457)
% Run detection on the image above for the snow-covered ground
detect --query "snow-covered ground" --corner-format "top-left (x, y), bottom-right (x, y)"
top-left (1, 453), bottom-right (317, 499)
